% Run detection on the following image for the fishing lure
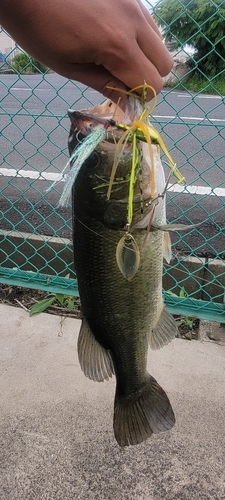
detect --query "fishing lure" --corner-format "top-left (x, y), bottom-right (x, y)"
top-left (56, 128), bottom-right (106, 206)
top-left (104, 83), bottom-right (184, 280)
top-left (116, 228), bottom-right (140, 281)
top-left (106, 83), bottom-right (185, 223)
top-left (52, 83), bottom-right (185, 280)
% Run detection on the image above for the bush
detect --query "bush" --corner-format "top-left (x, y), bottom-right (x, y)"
top-left (164, 73), bottom-right (225, 95)
top-left (11, 53), bottom-right (49, 74)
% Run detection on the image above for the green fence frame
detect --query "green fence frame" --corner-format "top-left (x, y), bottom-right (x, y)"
top-left (0, 0), bottom-right (224, 321)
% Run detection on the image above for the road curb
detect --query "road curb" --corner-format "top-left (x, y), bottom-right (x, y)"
top-left (0, 230), bottom-right (224, 303)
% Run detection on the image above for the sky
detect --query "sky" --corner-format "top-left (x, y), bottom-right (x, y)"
top-left (142, 0), bottom-right (158, 10)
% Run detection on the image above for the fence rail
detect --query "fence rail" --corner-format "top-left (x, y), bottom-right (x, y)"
top-left (0, 0), bottom-right (224, 321)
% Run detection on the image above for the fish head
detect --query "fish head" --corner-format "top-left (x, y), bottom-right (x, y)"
top-left (68, 100), bottom-right (166, 230)
top-left (68, 101), bottom-right (133, 197)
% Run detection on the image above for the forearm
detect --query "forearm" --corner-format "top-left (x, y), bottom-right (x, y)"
top-left (0, 0), bottom-right (65, 65)
top-left (1, 1), bottom-right (41, 54)
top-left (0, 0), bottom-right (104, 75)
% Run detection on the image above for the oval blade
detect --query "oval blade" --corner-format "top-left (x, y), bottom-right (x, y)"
top-left (116, 234), bottom-right (140, 281)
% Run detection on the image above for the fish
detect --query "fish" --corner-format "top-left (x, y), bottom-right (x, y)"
top-left (68, 99), bottom-right (178, 446)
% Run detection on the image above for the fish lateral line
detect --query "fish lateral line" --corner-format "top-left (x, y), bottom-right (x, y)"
top-left (74, 214), bottom-right (146, 254)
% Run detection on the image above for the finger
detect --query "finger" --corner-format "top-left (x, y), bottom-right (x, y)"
top-left (55, 62), bottom-right (129, 107)
top-left (102, 39), bottom-right (166, 98)
top-left (137, 20), bottom-right (173, 77)
top-left (133, 1), bottom-right (173, 77)
top-left (136, 0), bottom-right (162, 39)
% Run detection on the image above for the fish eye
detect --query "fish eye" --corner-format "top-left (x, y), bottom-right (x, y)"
top-left (83, 152), bottom-right (99, 169)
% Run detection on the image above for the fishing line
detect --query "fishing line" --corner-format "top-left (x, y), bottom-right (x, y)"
top-left (163, 262), bottom-right (224, 290)
top-left (74, 214), bottom-right (140, 254)
top-left (47, 128), bottom-right (106, 206)
top-left (59, 128), bottom-right (106, 206)
top-left (75, 213), bottom-right (224, 290)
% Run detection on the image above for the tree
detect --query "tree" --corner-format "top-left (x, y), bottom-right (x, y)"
top-left (11, 52), bottom-right (48, 74)
top-left (153, 0), bottom-right (225, 76)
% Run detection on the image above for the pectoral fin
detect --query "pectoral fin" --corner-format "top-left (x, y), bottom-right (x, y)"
top-left (163, 231), bottom-right (172, 264)
top-left (150, 305), bottom-right (177, 350)
top-left (77, 318), bottom-right (114, 382)
top-left (153, 222), bottom-right (201, 232)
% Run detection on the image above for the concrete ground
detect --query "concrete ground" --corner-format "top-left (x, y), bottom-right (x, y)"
top-left (0, 304), bottom-right (225, 500)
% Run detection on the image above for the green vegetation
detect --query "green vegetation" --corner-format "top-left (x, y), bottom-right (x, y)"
top-left (29, 275), bottom-right (76, 316)
top-left (29, 293), bottom-right (76, 316)
top-left (167, 288), bottom-right (199, 333)
top-left (175, 314), bottom-right (198, 330)
top-left (184, 74), bottom-right (225, 95)
top-left (11, 52), bottom-right (49, 74)
top-left (154, 0), bottom-right (225, 76)
top-left (165, 74), bottom-right (225, 95)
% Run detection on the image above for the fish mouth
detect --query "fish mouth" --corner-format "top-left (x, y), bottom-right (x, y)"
top-left (67, 100), bottom-right (166, 230)
top-left (67, 100), bottom-right (161, 208)
top-left (68, 100), bottom-right (129, 145)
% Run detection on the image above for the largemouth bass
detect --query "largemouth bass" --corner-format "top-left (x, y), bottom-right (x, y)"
top-left (68, 100), bottom-right (177, 446)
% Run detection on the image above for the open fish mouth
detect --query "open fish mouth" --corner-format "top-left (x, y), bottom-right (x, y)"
top-left (68, 100), bottom-right (132, 150)
top-left (58, 89), bottom-right (185, 213)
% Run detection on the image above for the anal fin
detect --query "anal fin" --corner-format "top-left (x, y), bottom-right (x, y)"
top-left (77, 318), bottom-right (114, 382)
top-left (150, 305), bottom-right (177, 350)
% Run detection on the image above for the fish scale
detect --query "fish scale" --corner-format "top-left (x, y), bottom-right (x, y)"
top-left (74, 220), bottom-right (151, 390)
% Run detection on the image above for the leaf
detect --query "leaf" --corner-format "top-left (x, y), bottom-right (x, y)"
top-left (29, 297), bottom-right (55, 316)
top-left (55, 293), bottom-right (65, 306)
top-left (166, 291), bottom-right (179, 297)
top-left (179, 287), bottom-right (187, 298)
top-left (67, 298), bottom-right (75, 312)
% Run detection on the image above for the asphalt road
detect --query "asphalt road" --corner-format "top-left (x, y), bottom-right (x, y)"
top-left (0, 73), bottom-right (224, 257)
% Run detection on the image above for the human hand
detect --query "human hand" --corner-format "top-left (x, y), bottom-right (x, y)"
top-left (0, 0), bottom-right (173, 105)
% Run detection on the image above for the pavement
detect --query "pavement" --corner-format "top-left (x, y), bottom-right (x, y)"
top-left (0, 304), bottom-right (225, 500)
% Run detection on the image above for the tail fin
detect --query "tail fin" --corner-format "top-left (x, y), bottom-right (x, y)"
top-left (113, 374), bottom-right (175, 447)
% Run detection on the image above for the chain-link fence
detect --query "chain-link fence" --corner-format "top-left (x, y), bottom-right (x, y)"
top-left (0, 0), bottom-right (224, 321)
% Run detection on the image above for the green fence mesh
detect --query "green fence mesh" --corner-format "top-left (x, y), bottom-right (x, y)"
top-left (0, 0), bottom-right (224, 322)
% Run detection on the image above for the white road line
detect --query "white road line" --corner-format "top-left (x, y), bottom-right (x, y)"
top-left (180, 116), bottom-right (204, 121)
top-left (153, 115), bottom-right (176, 120)
top-left (177, 94), bottom-right (222, 100)
top-left (153, 114), bottom-right (225, 123)
top-left (11, 88), bottom-right (32, 91)
top-left (153, 114), bottom-right (204, 121)
top-left (0, 168), bottom-right (63, 182)
top-left (0, 167), bottom-right (224, 197)
top-left (11, 88), bottom-right (51, 92)
top-left (196, 95), bottom-right (223, 99)
top-left (168, 183), bottom-right (225, 197)
top-left (204, 117), bottom-right (225, 122)
top-left (163, 90), bottom-right (223, 100)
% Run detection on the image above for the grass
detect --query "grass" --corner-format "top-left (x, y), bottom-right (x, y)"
top-left (165, 74), bottom-right (225, 96)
